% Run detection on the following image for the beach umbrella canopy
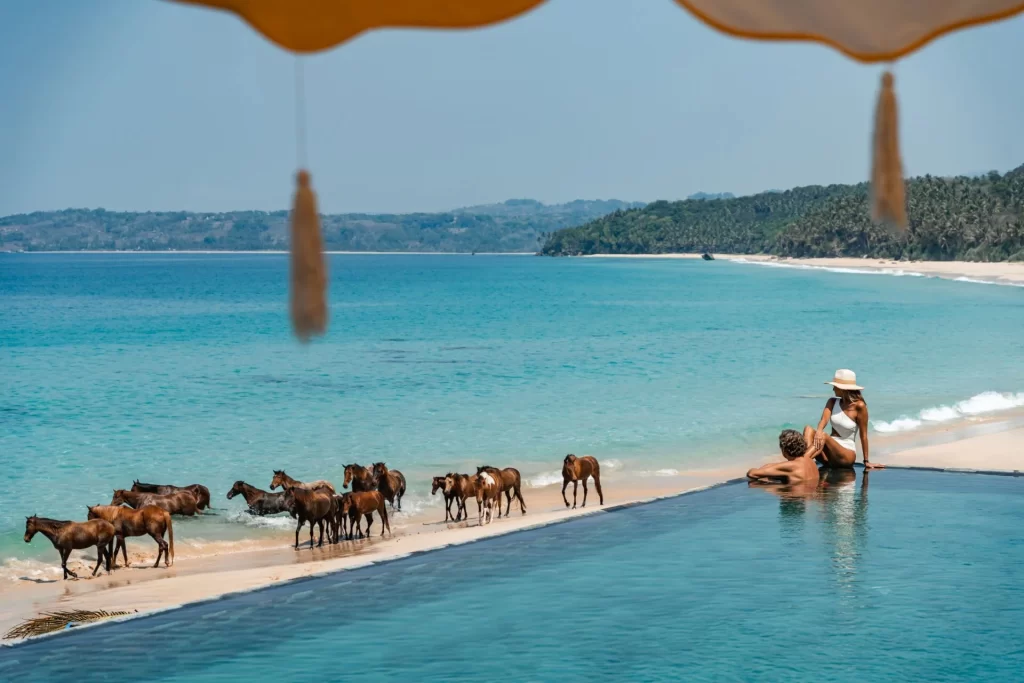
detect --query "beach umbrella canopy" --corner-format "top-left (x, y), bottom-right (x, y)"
top-left (170, 0), bottom-right (1024, 337)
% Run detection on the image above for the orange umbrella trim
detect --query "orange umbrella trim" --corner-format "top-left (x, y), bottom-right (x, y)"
top-left (672, 0), bottom-right (1024, 64)
top-left (170, 0), bottom-right (549, 53)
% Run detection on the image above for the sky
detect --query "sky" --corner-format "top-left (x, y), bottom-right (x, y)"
top-left (1, 1), bottom-right (1023, 216)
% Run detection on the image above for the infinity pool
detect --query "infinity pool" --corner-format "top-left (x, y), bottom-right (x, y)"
top-left (1, 469), bottom-right (1021, 682)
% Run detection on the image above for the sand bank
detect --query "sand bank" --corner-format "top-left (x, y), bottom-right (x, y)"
top-left (586, 253), bottom-right (1024, 287)
top-left (3, 420), bottom-right (1021, 643)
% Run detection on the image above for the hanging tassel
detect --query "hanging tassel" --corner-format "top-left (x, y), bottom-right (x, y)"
top-left (289, 169), bottom-right (328, 342)
top-left (870, 71), bottom-right (907, 231)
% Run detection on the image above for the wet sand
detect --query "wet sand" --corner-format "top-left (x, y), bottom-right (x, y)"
top-left (3, 418), bottom-right (1021, 643)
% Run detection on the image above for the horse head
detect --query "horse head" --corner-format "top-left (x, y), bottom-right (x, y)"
top-left (111, 489), bottom-right (129, 506)
top-left (23, 515), bottom-right (38, 543)
top-left (342, 465), bottom-right (354, 489)
top-left (227, 481), bottom-right (245, 499)
top-left (431, 476), bottom-right (445, 495)
top-left (270, 470), bottom-right (286, 491)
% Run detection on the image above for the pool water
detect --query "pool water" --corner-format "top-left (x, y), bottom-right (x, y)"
top-left (1, 469), bottom-right (1021, 682)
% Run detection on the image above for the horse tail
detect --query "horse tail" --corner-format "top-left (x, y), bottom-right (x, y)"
top-left (379, 495), bottom-right (391, 536)
top-left (167, 513), bottom-right (175, 565)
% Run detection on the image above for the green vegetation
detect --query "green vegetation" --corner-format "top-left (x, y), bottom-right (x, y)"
top-left (0, 199), bottom-right (643, 253)
top-left (542, 165), bottom-right (1024, 261)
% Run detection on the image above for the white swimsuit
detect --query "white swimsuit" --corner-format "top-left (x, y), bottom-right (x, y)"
top-left (830, 400), bottom-right (858, 452)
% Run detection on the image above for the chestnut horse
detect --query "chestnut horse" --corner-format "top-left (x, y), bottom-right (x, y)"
top-left (282, 487), bottom-right (334, 549)
top-left (329, 493), bottom-right (350, 543)
top-left (227, 481), bottom-right (293, 516)
top-left (270, 470), bottom-right (336, 494)
top-left (87, 504), bottom-right (174, 568)
top-left (431, 476), bottom-right (456, 522)
top-left (342, 464), bottom-right (377, 492)
top-left (444, 473), bottom-right (478, 522)
top-left (476, 465), bottom-right (526, 516)
top-left (474, 471), bottom-right (502, 525)
top-left (340, 491), bottom-right (390, 540)
top-left (111, 489), bottom-right (199, 517)
top-left (371, 462), bottom-right (407, 511)
top-left (132, 480), bottom-right (211, 510)
top-left (24, 516), bottom-right (115, 580)
top-left (561, 454), bottom-right (604, 508)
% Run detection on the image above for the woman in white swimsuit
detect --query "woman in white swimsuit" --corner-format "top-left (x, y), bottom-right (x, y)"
top-left (803, 369), bottom-right (884, 470)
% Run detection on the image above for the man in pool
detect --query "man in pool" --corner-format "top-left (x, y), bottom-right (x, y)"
top-left (746, 429), bottom-right (821, 486)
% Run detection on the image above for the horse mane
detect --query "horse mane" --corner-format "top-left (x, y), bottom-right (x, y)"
top-left (30, 517), bottom-right (73, 528)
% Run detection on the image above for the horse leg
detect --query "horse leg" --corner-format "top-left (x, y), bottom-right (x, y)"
top-left (365, 513), bottom-right (374, 538)
top-left (594, 473), bottom-right (604, 505)
top-left (516, 486), bottom-right (527, 515)
top-left (151, 532), bottom-right (165, 568)
top-left (504, 489), bottom-right (512, 517)
top-left (573, 481), bottom-right (579, 509)
top-left (60, 548), bottom-right (76, 580)
top-left (294, 516), bottom-right (303, 550)
top-left (562, 478), bottom-right (571, 508)
top-left (317, 519), bottom-right (325, 547)
top-left (581, 478), bottom-right (589, 508)
top-left (92, 544), bottom-right (105, 576)
top-left (308, 519), bottom-right (315, 549)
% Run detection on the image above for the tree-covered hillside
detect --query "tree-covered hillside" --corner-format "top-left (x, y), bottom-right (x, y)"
top-left (0, 199), bottom-right (644, 253)
top-left (542, 165), bottom-right (1024, 261)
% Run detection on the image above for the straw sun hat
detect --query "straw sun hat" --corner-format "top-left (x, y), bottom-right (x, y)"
top-left (825, 369), bottom-right (864, 391)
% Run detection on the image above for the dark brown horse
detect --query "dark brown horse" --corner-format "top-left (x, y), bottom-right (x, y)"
top-left (329, 493), bottom-right (350, 543)
top-left (131, 480), bottom-right (211, 510)
top-left (226, 481), bottom-right (293, 516)
top-left (282, 487), bottom-right (334, 549)
top-left (269, 470), bottom-right (336, 493)
top-left (476, 465), bottom-right (527, 516)
top-left (342, 464), bottom-right (377, 492)
top-left (340, 491), bottom-right (390, 540)
top-left (474, 471), bottom-right (503, 525)
top-left (561, 454), bottom-right (604, 508)
top-left (24, 516), bottom-right (115, 580)
top-left (87, 504), bottom-right (174, 568)
top-left (111, 489), bottom-right (199, 516)
top-left (432, 476), bottom-right (456, 522)
top-left (444, 473), bottom-right (478, 522)
top-left (371, 462), bottom-right (407, 511)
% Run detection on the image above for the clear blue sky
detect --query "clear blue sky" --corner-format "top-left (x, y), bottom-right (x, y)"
top-left (1, 0), bottom-right (1022, 215)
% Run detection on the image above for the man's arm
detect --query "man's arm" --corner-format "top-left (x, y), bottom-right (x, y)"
top-left (746, 460), bottom-right (797, 482)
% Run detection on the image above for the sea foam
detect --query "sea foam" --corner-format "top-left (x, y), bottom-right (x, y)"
top-left (873, 391), bottom-right (1024, 433)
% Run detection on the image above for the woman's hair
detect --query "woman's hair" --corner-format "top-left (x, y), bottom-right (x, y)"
top-left (778, 429), bottom-right (808, 459)
top-left (842, 389), bottom-right (865, 404)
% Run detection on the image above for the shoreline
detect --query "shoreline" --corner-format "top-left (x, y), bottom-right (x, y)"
top-left (585, 253), bottom-right (1024, 287)
top-left (3, 415), bottom-right (1023, 644)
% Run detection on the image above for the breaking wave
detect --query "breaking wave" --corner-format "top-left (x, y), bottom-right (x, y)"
top-left (873, 391), bottom-right (1024, 433)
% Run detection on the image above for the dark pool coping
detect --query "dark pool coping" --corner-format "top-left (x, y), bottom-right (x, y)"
top-left (2, 464), bottom-right (1019, 650)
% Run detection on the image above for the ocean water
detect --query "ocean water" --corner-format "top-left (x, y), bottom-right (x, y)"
top-left (2, 254), bottom-right (1024, 568)
top-left (2, 469), bottom-right (1021, 682)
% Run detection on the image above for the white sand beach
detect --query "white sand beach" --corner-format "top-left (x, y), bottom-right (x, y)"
top-left (586, 253), bottom-right (1024, 287)
top-left (2, 420), bottom-right (1020, 643)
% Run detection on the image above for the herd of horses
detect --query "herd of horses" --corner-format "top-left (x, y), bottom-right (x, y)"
top-left (23, 455), bottom-right (604, 580)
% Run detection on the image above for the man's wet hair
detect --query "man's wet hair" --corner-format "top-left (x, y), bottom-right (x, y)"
top-left (778, 429), bottom-right (807, 460)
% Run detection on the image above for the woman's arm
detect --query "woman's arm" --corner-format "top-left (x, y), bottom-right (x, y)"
top-left (746, 460), bottom-right (797, 482)
top-left (813, 398), bottom-right (837, 450)
top-left (858, 403), bottom-right (884, 469)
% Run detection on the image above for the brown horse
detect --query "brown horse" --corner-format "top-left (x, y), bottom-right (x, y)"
top-left (476, 465), bottom-right (527, 516)
top-left (269, 470), bottom-right (336, 494)
top-left (371, 462), bottom-right (407, 511)
top-left (131, 480), bottom-right (211, 510)
top-left (340, 491), bottom-right (390, 540)
top-left (329, 493), bottom-right (350, 543)
top-left (342, 464), bottom-right (377, 492)
top-left (87, 504), bottom-right (174, 568)
top-left (282, 487), bottom-right (334, 549)
top-left (227, 481), bottom-right (293, 516)
top-left (432, 476), bottom-right (456, 522)
top-left (24, 516), bottom-right (115, 580)
top-left (111, 489), bottom-right (199, 516)
top-left (444, 473), bottom-right (479, 522)
top-left (561, 454), bottom-right (604, 508)
top-left (474, 471), bottom-right (503, 525)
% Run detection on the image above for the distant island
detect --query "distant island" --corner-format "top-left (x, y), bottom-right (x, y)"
top-left (687, 192), bottom-right (735, 201)
top-left (0, 199), bottom-right (644, 253)
top-left (542, 165), bottom-right (1024, 262)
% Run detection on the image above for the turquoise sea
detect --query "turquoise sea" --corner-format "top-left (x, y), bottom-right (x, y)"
top-left (2, 254), bottom-right (1024, 570)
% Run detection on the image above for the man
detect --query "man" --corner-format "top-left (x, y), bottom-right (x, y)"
top-left (746, 429), bottom-right (821, 486)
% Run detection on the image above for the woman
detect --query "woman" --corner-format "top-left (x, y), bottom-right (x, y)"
top-left (805, 369), bottom-right (883, 469)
